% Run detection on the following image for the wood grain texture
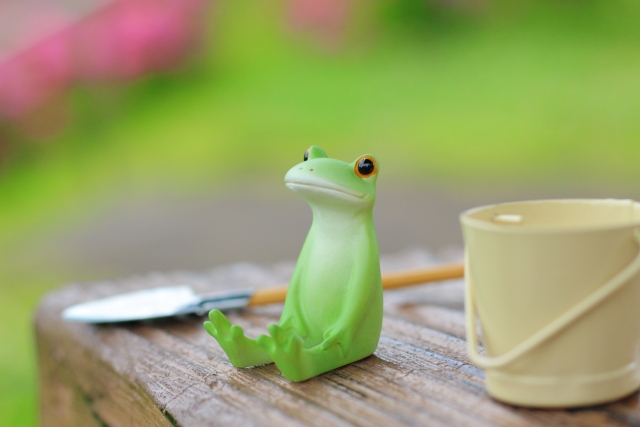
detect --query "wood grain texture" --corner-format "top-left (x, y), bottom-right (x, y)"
top-left (36, 257), bottom-right (640, 427)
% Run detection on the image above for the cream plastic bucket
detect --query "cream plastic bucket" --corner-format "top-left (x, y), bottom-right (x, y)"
top-left (460, 199), bottom-right (640, 407)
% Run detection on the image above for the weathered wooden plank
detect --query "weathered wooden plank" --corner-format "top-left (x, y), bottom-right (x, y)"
top-left (38, 321), bottom-right (177, 427)
top-left (36, 259), bottom-right (640, 427)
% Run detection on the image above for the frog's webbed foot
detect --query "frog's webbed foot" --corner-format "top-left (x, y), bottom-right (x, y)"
top-left (256, 324), bottom-right (310, 381)
top-left (256, 324), bottom-right (354, 382)
top-left (204, 309), bottom-right (272, 367)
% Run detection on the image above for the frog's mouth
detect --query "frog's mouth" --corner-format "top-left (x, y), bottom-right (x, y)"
top-left (285, 180), bottom-right (365, 199)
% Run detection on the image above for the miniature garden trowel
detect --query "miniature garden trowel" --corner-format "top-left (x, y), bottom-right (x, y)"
top-left (62, 263), bottom-right (464, 323)
top-left (62, 286), bottom-right (255, 323)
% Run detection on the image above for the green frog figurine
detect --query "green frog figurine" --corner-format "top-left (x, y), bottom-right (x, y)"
top-left (204, 146), bottom-right (382, 381)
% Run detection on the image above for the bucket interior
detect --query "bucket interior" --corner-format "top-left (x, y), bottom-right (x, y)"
top-left (462, 199), bottom-right (640, 231)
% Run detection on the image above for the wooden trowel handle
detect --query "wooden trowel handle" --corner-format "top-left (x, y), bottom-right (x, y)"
top-left (247, 262), bottom-right (465, 307)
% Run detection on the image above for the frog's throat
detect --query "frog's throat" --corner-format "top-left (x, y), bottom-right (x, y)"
top-left (285, 181), bottom-right (365, 199)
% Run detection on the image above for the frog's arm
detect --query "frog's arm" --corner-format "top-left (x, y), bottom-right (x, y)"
top-left (317, 232), bottom-right (381, 356)
top-left (277, 234), bottom-right (314, 334)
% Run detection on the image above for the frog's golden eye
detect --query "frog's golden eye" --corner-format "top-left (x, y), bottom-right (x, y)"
top-left (354, 156), bottom-right (377, 178)
top-left (304, 148), bottom-right (310, 161)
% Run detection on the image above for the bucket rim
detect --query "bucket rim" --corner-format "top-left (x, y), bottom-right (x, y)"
top-left (460, 198), bottom-right (640, 234)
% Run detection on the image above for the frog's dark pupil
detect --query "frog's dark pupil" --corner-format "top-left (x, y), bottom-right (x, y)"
top-left (357, 158), bottom-right (374, 175)
top-left (304, 150), bottom-right (309, 161)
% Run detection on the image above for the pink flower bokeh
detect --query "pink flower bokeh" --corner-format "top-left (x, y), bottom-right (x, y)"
top-left (286, 0), bottom-right (351, 48)
top-left (0, 0), bottom-right (208, 135)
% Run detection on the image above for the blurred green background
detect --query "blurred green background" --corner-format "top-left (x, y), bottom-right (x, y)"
top-left (2, 0), bottom-right (640, 425)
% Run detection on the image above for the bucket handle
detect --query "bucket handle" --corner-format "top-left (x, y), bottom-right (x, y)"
top-left (465, 228), bottom-right (640, 370)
